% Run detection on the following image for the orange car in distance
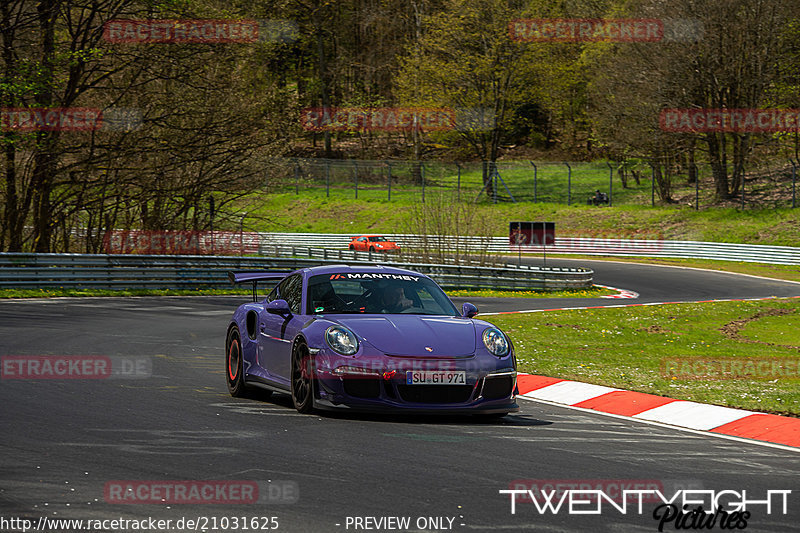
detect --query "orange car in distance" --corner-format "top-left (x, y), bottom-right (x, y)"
top-left (348, 235), bottom-right (401, 253)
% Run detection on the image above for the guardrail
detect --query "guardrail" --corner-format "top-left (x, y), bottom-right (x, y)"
top-left (258, 233), bottom-right (800, 265)
top-left (0, 251), bottom-right (592, 291)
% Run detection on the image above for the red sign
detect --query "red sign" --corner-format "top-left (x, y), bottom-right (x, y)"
top-left (510, 222), bottom-right (555, 246)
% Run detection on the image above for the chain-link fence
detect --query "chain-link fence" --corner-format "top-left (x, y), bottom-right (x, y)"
top-left (267, 158), bottom-right (799, 209)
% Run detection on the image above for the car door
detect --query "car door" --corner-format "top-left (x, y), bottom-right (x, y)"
top-left (259, 273), bottom-right (305, 384)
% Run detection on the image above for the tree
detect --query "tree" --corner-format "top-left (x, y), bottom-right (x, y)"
top-left (1, 0), bottom-right (293, 252)
top-left (394, 0), bottom-right (548, 194)
top-left (588, 0), bottom-right (800, 201)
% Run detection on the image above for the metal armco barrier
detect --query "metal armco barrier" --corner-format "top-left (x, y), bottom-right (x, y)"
top-left (0, 252), bottom-right (592, 291)
top-left (259, 233), bottom-right (800, 265)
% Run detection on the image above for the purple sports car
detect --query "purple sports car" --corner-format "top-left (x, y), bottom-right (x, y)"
top-left (225, 265), bottom-right (519, 416)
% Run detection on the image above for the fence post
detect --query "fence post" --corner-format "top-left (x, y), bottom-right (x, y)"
top-left (493, 162), bottom-right (498, 204)
top-left (649, 162), bottom-right (655, 206)
top-left (565, 162), bottom-right (572, 206)
top-left (529, 161), bottom-right (537, 202)
top-left (209, 195), bottom-right (215, 254)
top-left (694, 162), bottom-right (699, 210)
top-left (791, 159), bottom-right (797, 208)
top-left (741, 163), bottom-right (745, 210)
top-left (294, 160), bottom-right (300, 195)
top-left (456, 163), bottom-right (461, 202)
top-left (353, 160), bottom-right (358, 199)
top-left (325, 160), bottom-right (330, 198)
top-left (421, 162), bottom-right (426, 203)
top-left (607, 161), bottom-right (613, 206)
top-left (386, 161), bottom-right (392, 201)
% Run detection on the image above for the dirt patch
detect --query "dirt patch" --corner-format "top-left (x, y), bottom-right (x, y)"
top-left (719, 308), bottom-right (799, 350)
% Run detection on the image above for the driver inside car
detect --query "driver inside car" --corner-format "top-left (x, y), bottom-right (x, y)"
top-left (380, 285), bottom-right (413, 313)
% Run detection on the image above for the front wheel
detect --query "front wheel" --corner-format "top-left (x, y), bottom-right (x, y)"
top-left (291, 340), bottom-right (314, 413)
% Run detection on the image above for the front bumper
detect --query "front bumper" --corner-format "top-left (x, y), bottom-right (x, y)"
top-left (313, 355), bottom-right (519, 414)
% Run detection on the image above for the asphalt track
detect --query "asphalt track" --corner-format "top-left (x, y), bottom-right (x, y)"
top-left (1, 260), bottom-right (800, 533)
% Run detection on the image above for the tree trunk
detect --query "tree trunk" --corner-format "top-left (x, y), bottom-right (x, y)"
top-left (31, 0), bottom-right (60, 252)
top-left (706, 132), bottom-right (730, 200)
top-left (730, 134), bottom-right (749, 197)
top-left (314, 0), bottom-right (332, 157)
top-left (687, 141), bottom-right (697, 185)
top-left (3, 142), bottom-right (22, 251)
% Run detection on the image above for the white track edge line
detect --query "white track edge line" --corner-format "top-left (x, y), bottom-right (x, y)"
top-left (516, 395), bottom-right (800, 454)
top-left (517, 256), bottom-right (800, 286)
top-left (479, 295), bottom-right (800, 316)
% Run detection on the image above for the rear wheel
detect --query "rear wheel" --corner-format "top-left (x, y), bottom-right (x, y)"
top-left (349, 245), bottom-right (355, 250)
top-left (291, 340), bottom-right (314, 413)
top-left (226, 328), bottom-right (247, 397)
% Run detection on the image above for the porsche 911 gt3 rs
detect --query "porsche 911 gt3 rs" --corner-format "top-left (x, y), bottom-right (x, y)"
top-left (226, 265), bottom-right (518, 416)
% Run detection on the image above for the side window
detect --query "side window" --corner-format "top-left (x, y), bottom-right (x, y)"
top-left (266, 285), bottom-right (279, 303)
top-left (279, 274), bottom-right (303, 314)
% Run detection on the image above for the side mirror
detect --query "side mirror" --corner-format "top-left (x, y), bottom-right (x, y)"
top-left (461, 302), bottom-right (478, 318)
top-left (266, 299), bottom-right (291, 315)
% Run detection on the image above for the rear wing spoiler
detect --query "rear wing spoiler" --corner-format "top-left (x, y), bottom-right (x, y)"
top-left (228, 271), bottom-right (291, 302)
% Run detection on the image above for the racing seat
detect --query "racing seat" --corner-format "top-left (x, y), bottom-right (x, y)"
top-left (311, 281), bottom-right (340, 312)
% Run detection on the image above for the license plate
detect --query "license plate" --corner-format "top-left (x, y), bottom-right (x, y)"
top-left (406, 371), bottom-right (466, 385)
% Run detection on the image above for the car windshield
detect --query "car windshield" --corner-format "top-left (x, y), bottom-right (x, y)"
top-left (368, 236), bottom-right (387, 242)
top-left (307, 273), bottom-right (458, 316)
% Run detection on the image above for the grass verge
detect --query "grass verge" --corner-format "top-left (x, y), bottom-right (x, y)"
top-left (484, 298), bottom-right (800, 416)
top-left (237, 194), bottom-right (800, 246)
top-left (445, 286), bottom-right (616, 299)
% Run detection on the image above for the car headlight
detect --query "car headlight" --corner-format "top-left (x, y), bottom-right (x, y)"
top-left (482, 327), bottom-right (510, 357)
top-left (325, 326), bottom-right (359, 355)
